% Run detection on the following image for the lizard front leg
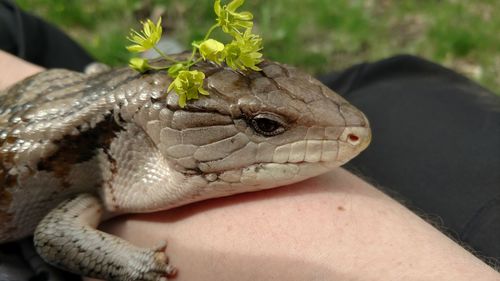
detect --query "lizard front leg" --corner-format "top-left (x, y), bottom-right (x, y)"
top-left (33, 193), bottom-right (176, 281)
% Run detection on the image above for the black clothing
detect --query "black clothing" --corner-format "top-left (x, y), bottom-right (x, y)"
top-left (320, 56), bottom-right (500, 261)
top-left (0, 0), bottom-right (93, 71)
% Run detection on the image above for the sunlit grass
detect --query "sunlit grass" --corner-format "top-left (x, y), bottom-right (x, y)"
top-left (15, 0), bottom-right (500, 92)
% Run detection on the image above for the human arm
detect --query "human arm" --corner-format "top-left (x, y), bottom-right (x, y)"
top-left (0, 50), bottom-right (44, 90)
top-left (89, 168), bottom-right (500, 281)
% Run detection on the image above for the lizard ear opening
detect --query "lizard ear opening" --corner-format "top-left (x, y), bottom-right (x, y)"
top-left (250, 113), bottom-right (286, 136)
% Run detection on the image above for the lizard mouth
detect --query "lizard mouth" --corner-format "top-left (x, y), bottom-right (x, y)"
top-left (267, 132), bottom-right (371, 166)
top-left (236, 161), bottom-right (339, 188)
top-left (234, 128), bottom-right (371, 188)
top-left (198, 125), bottom-right (370, 191)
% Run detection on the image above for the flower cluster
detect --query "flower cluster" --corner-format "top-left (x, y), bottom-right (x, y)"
top-left (126, 0), bottom-right (263, 107)
top-left (167, 70), bottom-right (208, 108)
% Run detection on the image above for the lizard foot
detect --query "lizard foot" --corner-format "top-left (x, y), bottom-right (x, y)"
top-left (153, 241), bottom-right (178, 279)
top-left (135, 241), bottom-right (177, 281)
top-left (34, 194), bottom-right (177, 281)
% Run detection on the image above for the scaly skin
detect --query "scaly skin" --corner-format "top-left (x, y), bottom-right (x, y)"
top-left (0, 55), bottom-right (371, 280)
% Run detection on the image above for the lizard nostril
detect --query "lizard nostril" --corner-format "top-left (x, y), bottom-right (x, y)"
top-left (347, 134), bottom-right (360, 145)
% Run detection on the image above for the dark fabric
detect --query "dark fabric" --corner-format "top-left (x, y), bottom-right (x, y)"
top-left (0, 0), bottom-right (93, 71)
top-left (0, 2), bottom-right (91, 279)
top-left (0, 239), bottom-right (70, 281)
top-left (320, 55), bottom-right (500, 262)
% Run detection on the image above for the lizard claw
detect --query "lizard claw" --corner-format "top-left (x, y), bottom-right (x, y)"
top-left (152, 240), bottom-right (168, 251)
top-left (150, 240), bottom-right (177, 280)
top-left (166, 264), bottom-right (177, 277)
top-left (159, 266), bottom-right (177, 281)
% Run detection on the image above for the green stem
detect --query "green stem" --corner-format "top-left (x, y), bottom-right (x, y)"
top-left (149, 64), bottom-right (172, 70)
top-left (188, 46), bottom-right (198, 62)
top-left (203, 23), bottom-right (219, 41)
top-left (153, 46), bottom-right (178, 63)
top-left (187, 58), bottom-right (203, 68)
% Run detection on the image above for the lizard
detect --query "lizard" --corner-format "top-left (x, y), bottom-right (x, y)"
top-left (0, 55), bottom-right (371, 281)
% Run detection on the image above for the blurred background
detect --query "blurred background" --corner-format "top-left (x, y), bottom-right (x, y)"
top-left (15, 0), bottom-right (500, 93)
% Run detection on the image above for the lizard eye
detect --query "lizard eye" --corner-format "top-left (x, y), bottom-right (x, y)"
top-left (250, 113), bottom-right (286, 136)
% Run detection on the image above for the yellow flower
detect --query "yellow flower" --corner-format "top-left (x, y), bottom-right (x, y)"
top-left (128, 57), bottom-right (151, 73)
top-left (126, 17), bottom-right (162, 52)
top-left (224, 29), bottom-right (263, 71)
top-left (214, 0), bottom-right (253, 35)
top-left (199, 39), bottom-right (225, 64)
top-left (167, 70), bottom-right (209, 107)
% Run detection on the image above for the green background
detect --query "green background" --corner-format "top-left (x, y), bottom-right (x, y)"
top-left (16, 0), bottom-right (500, 93)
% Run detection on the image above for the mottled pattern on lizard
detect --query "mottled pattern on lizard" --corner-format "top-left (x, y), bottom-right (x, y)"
top-left (0, 56), bottom-right (371, 281)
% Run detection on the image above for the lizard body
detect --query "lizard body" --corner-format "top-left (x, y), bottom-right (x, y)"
top-left (0, 56), bottom-right (370, 280)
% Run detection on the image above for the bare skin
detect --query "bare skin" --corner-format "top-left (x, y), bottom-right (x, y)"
top-left (2, 51), bottom-right (498, 281)
top-left (88, 169), bottom-right (499, 281)
top-left (0, 50), bottom-right (44, 89)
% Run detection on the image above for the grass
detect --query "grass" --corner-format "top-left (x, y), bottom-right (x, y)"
top-left (15, 0), bottom-right (500, 93)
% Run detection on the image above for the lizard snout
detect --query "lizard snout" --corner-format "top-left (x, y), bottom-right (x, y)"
top-left (335, 109), bottom-right (371, 165)
top-left (345, 128), bottom-right (371, 149)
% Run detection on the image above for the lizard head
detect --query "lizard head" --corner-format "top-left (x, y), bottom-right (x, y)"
top-left (143, 60), bottom-right (370, 197)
